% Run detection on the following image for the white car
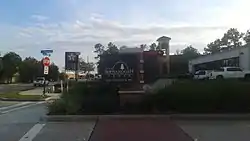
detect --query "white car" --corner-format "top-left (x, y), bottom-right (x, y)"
top-left (193, 70), bottom-right (212, 80)
top-left (209, 67), bottom-right (250, 79)
top-left (33, 77), bottom-right (49, 86)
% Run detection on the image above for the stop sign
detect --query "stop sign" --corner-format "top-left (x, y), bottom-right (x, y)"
top-left (43, 57), bottom-right (50, 66)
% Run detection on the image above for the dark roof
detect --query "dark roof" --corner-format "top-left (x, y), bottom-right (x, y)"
top-left (157, 36), bottom-right (171, 42)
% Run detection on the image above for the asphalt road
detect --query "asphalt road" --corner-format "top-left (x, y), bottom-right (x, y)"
top-left (0, 102), bottom-right (95, 141)
top-left (1, 100), bottom-right (250, 141)
top-left (0, 102), bottom-right (46, 141)
top-left (0, 83), bottom-right (34, 94)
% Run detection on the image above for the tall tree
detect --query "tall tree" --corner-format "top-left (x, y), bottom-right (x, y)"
top-left (0, 57), bottom-right (3, 81)
top-left (106, 42), bottom-right (119, 54)
top-left (19, 57), bottom-right (40, 82)
top-left (244, 30), bottom-right (250, 44)
top-left (79, 57), bottom-right (95, 73)
top-left (2, 52), bottom-right (22, 83)
top-left (204, 39), bottom-right (222, 54)
top-left (181, 45), bottom-right (200, 58)
top-left (221, 28), bottom-right (244, 49)
top-left (149, 43), bottom-right (157, 51)
top-left (48, 63), bottom-right (59, 81)
top-left (94, 43), bottom-right (105, 59)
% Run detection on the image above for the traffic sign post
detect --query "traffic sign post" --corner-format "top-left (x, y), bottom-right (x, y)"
top-left (43, 57), bottom-right (50, 67)
top-left (44, 66), bottom-right (49, 75)
top-left (41, 50), bottom-right (53, 96)
top-left (43, 57), bottom-right (50, 96)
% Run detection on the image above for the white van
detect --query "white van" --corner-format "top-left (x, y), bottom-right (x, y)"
top-left (193, 70), bottom-right (212, 80)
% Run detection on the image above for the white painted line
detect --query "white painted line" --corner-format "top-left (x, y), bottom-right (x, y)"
top-left (0, 102), bottom-right (32, 111)
top-left (0, 101), bottom-right (45, 114)
top-left (19, 123), bottom-right (45, 141)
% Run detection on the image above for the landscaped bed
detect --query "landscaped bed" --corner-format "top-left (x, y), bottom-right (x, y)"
top-left (48, 80), bottom-right (250, 115)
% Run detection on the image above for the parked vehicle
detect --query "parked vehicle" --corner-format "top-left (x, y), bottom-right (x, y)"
top-left (33, 77), bottom-right (49, 86)
top-left (193, 70), bottom-right (212, 80)
top-left (209, 67), bottom-right (250, 79)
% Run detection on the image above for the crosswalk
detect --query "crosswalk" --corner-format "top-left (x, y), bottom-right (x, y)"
top-left (17, 122), bottom-right (95, 141)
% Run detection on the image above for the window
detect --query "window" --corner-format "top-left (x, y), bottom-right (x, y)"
top-left (195, 71), bottom-right (205, 75)
top-left (227, 67), bottom-right (242, 71)
top-left (214, 68), bottom-right (224, 72)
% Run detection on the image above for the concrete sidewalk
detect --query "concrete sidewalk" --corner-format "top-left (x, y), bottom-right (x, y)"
top-left (19, 88), bottom-right (61, 99)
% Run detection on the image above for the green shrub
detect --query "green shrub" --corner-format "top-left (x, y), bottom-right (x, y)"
top-left (48, 99), bottom-right (67, 115)
top-left (48, 82), bottom-right (119, 115)
top-left (150, 80), bottom-right (250, 113)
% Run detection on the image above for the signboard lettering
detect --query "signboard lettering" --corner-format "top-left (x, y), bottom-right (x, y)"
top-left (104, 61), bottom-right (134, 82)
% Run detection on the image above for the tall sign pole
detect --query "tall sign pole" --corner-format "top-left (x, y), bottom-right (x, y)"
top-left (41, 49), bottom-right (53, 95)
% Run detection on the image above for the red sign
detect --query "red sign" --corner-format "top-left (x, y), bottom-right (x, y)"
top-left (43, 57), bottom-right (50, 66)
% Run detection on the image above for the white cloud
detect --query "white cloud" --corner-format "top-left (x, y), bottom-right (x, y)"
top-left (31, 15), bottom-right (49, 21)
top-left (9, 15), bottom-right (228, 69)
top-left (2, 0), bottom-right (250, 69)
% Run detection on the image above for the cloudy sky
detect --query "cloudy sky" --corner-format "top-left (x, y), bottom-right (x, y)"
top-left (0, 0), bottom-right (250, 69)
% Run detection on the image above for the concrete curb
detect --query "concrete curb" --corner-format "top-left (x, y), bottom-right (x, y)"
top-left (42, 114), bottom-right (250, 122)
top-left (41, 115), bottom-right (99, 122)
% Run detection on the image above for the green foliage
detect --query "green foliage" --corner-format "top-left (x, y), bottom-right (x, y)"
top-left (48, 63), bottom-right (59, 81)
top-left (19, 57), bottom-right (40, 82)
top-left (149, 80), bottom-right (250, 113)
top-left (149, 43), bottom-right (157, 51)
top-left (244, 30), bottom-right (250, 44)
top-left (181, 45), bottom-right (200, 58)
top-left (48, 82), bottom-right (119, 115)
top-left (19, 57), bottom-right (59, 82)
top-left (106, 42), bottom-right (119, 54)
top-left (204, 28), bottom-right (245, 54)
top-left (221, 28), bottom-right (244, 49)
top-left (1, 52), bottom-right (22, 83)
top-left (78, 57), bottom-right (95, 72)
top-left (204, 39), bottom-right (222, 54)
top-left (94, 43), bottom-right (105, 59)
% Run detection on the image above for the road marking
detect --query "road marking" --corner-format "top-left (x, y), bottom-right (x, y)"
top-left (0, 101), bottom-right (45, 115)
top-left (0, 102), bottom-right (32, 111)
top-left (19, 123), bottom-right (45, 141)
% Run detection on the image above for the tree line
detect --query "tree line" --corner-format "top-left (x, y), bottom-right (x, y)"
top-left (0, 52), bottom-right (59, 83)
top-left (92, 28), bottom-right (250, 74)
top-left (204, 28), bottom-right (250, 54)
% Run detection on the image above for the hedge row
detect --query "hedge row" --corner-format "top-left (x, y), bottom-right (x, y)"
top-left (145, 80), bottom-right (250, 113)
top-left (48, 80), bottom-right (250, 115)
top-left (48, 82), bottom-right (119, 115)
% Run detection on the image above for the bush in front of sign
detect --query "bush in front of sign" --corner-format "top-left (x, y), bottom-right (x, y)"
top-left (48, 81), bottom-right (120, 115)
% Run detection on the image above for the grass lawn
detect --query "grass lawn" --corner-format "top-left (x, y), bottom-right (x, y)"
top-left (0, 92), bottom-right (49, 101)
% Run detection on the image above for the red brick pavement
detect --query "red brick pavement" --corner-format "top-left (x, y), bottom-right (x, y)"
top-left (89, 118), bottom-right (193, 141)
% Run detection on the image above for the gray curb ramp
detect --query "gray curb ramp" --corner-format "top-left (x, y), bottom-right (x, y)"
top-left (41, 114), bottom-right (250, 122)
